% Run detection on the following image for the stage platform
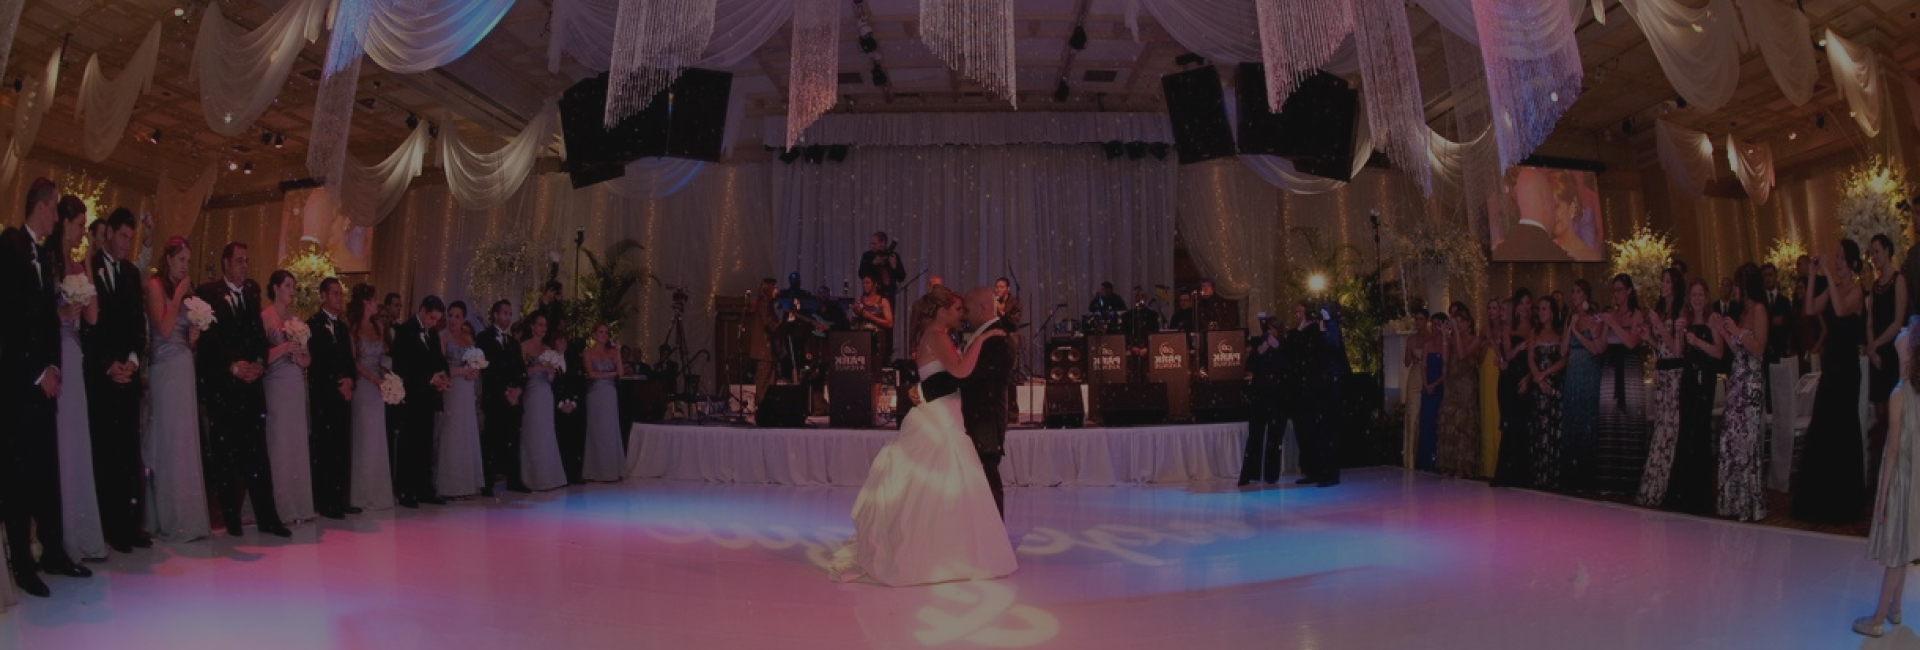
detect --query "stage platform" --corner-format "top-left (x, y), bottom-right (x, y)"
top-left (625, 419), bottom-right (1251, 487)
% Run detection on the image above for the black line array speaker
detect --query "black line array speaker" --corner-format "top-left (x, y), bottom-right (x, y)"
top-left (1099, 383), bottom-right (1168, 427)
top-left (1234, 64), bottom-right (1358, 182)
top-left (756, 385), bottom-right (810, 428)
top-left (1160, 66), bottom-right (1237, 165)
top-left (558, 69), bottom-right (734, 189)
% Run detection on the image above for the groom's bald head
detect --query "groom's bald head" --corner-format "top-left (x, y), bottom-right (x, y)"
top-left (964, 287), bottom-right (996, 329)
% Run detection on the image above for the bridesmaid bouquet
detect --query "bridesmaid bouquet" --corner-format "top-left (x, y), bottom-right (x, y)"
top-left (59, 275), bottom-right (96, 306)
top-left (463, 347), bottom-right (489, 370)
top-left (379, 372), bottom-right (407, 405)
top-left (535, 349), bottom-right (566, 372)
top-left (283, 319), bottom-right (312, 346)
top-left (183, 296), bottom-right (217, 331)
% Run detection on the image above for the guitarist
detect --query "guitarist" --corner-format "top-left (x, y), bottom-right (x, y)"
top-left (773, 273), bottom-right (829, 384)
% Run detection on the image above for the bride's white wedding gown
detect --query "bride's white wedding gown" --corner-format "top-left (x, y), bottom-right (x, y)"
top-left (830, 360), bottom-right (1017, 586)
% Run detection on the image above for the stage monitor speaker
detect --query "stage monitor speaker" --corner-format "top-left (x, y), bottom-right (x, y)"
top-left (1099, 383), bottom-right (1168, 426)
top-left (1160, 66), bottom-right (1236, 165)
top-left (1190, 381), bottom-right (1250, 423)
top-left (756, 385), bottom-right (809, 428)
top-left (558, 69), bottom-right (734, 188)
top-left (1234, 64), bottom-right (1358, 181)
top-left (826, 331), bottom-right (877, 428)
top-left (1043, 384), bottom-right (1084, 428)
top-left (1045, 338), bottom-right (1087, 385)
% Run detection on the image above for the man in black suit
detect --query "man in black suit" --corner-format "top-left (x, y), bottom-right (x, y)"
top-left (1490, 167), bottom-right (1576, 263)
top-left (306, 277), bottom-right (357, 518)
top-left (83, 208), bottom-right (150, 551)
top-left (195, 242), bottom-right (291, 538)
top-left (857, 231), bottom-right (906, 298)
top-left (1, 179), bottom-right (92, 596)
top-left (477, 299), bottom-right (527, 494)
top-left (960, 287), bottom-right (1016, 518)
top-left (1760, 264), bottom-right (1794, 364)
top-left (389, 296), bottom-right (451, 507)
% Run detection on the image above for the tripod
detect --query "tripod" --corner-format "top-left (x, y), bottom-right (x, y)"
top-left (658, 302), bottom-right (704, 421)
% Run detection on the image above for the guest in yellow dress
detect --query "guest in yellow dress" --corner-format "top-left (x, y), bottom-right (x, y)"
top-left (1480, 297), bottom-right (1506, 479)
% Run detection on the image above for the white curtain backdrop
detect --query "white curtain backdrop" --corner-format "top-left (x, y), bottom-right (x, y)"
top-left (548, 0), bottom-right (793, 73)
top-left (1656, 119), bottom-right (1716, 197)
top-left (1617, 0), bottom-right (1743, 112)
top-left (1727, 135), bottom-right (1774, 205)
top-left (1736, 0), bottom-right (1815, 107)
top-left (1178, 158), bottom-right (1281, 313)
top-left (77, 22), bottom-right (162, 162)
top-left (340, 124), bottom-right (430, 226)
top-left (773, 144), bottom-right (1177, 366)
top-left (1426, 123), bottom-right (1490, 195)
top-left (191, 0), bottom-right (328, 136)
top-left (769, 112), bottom-right (1173, 146)
top-left (1, 52), bottom-right (60, 182)
top-left (1825, 29), bottom-right (1885, 138)
top-left (440, 101), bottom-right (562, 210)
top-left (362, 0), bottom-right (517, 74)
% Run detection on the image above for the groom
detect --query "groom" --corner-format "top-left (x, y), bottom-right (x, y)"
top-left (960, 287), bottom-right (1016, 518)
top-left (195, 242), bottom-right (291, 537)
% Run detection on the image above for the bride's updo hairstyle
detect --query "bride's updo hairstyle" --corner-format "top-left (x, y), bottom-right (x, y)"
top-left (909, 285), bottom-right (960, 353)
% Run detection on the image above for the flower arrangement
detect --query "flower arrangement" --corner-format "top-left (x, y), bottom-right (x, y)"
top-left (282, 319), bottom-right (311, 346)
top-left (62, 172), bottom-right (108, 262)
top-left (183, 296), bottom-right (216, 331)
top-left (1393, 228), bottom-right (1485, 282)
top-left (535, 349), bottom-right (567, 373)
top-left (58, 274), bottom-right (96, 307)
top-left (379, 372), bottom-right (406, 405)
top-left (468, 234), bottom-right (536, 306)
top-left (1608, 225), bottom-right (1675, 297)
top-left (1763, 237), bottom-right (1808, 294)
top-left (281, 238), bottom-right (337, 317)
top-left (1838, 158), bottom-right (1913, 254)
top-left (462, 347), bottom-right (489, 370)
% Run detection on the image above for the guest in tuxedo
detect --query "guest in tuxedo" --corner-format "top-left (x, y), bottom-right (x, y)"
top-left (1760, 263), bottom-right (1793, 364)
top-left (305, 277), bottom-right (357, 519)
top-left (857, 231), bottom-right (905, 298)
top-left (961, 287), bottom-right (1016, 517)
top-left (195, 242), bottom-right (291, 537)
top-left (477, 299), bottom-right (528, 494)
top-left (1240, 314), bottom-right (1287, 486)
top-left (1490, 167), bottom-right (1575, 263)
top-left (1, 178), bottom-right (93, 596)
top-left (1712, 276), bottom-right (1737, 317)
top-left (388, 296), bottom-right (451, 508)
top-left (551, 332), bottom-right (588, 485)
top-left (83, 208), bottom-right (150, 551)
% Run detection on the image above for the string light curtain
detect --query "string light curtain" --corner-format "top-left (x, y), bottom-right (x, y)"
top-left (785, 0), bottom-right (839, 149)
top-left (1, 52), bottom-right (61, 182)
top-left (440, 102), bottom-right (562, 210)
top-left (1656, 119), bottom-right (1715, 197)
top-left (604, 0), bottom-right (717, 128)
top-left (1253, 0), bottom-right (1353, 112)
top-left (1617, 0), bottom-right (1742, 112)
top-left (77, 22), bottom-right (162, 162)
top-left (920, 0), bottom-right (1018, 106)
top-left (1824, 29), bottom-right (1885, 138)
top-left (191, 0), bottom-right (329, 137)
top-left (1471, 0), bottom-right (1584, 173)
top-left (1727, 135), bottom-right (1774, 205)
top-left (1352, 0), bottom-right (1431, 196)
top-left (1736, 0), bottom-right (1815, 107)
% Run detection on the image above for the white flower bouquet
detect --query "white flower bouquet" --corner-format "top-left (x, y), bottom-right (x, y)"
top-left (379, 372), bottom-right (406, 405)
top-left (535, 349), bottom-right (566, 373)
top-left (282, 318), bottom-right (311, 346)
top-left (183, 296), bottom-right (217, 331)
top-left (59, 275), bottom-right (96, 307)
top-left (463, 347), bottom-right (489, 370)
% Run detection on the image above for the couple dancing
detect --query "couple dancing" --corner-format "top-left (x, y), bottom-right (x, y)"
top-left (830, 285), bottom-right (1018, 586)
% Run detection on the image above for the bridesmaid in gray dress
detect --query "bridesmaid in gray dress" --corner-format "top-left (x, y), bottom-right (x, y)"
top-left (262, 270), bottom-right (315, 522)
top-left (54, 209), bottom-right (105, 560)
top-left (435, 307), bottom-right (485, 498)
top-left (146, 238), bottom-right (211, 542)
top-left (582, 323), bottom-right (625, 482)
top-left (519, 314), bottom-right (567, 491)
top-left (348, 284), bottom-right (395, 510)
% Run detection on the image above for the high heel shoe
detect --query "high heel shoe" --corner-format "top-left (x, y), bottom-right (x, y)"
top-left (1890, 609), bottom-right (1902, 625)
top-left (1854, 616), bottom-right (1887, 637)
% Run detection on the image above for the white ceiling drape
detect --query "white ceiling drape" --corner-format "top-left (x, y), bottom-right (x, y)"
top-left (1471, 0), bottom-right (1584, 173)
top-left (1726, 135), bottom-right (1774, 205)
top-left (1824, 29), bottom-right (1885, 138)
top-left (1, 52), bottom-right (61, 181)
top-left (190, 0), bottom-right (328, 137)
top-left (361, 0), bottom-right (516, 73)
top-left (1129, 0), bottom-right (1361, 74)
top-left (1426, 123), bottom-right (1490, 195)
top-left (547, 0), bottom-right (793, 73)
top-left (1735, 0), bottom-right (1815, 107)
top-left (441, 101), bottom-right (562, 210)
top-left (76, 22), bottom-right (162, 162)
top-left (1656, 119), bottom-right (1715, 197)
top-left (339, 124), bottom-right (430, 226)
top-left (1617, 0), bottom-right (1743, 112)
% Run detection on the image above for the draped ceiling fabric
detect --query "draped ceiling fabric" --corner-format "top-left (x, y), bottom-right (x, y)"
top-left (774, 112), bottom-right (1173, 146)
top-left (1426, 123), bottom-right (1491, 195)
top-left (1824, 29), bottom-right (1885, 138)
top-left (1618, 0), bottom-right (1743, 112)
top-left (1736, 0), bottom-right (1815, 107)
top-left (1, 52), bottom-right (61, 182)
top-left (1178, 158), bottom-right (1281, 312)
top-left (1471, 0), bottom-right (1584, 173)
top-left (1414, 0), bottom-right (1590, 44)
top-left (547, 0), bottom-right (793, 73)
top-left (0, 0), bottom-right (26, 95)
top-left (441, 101), bottom-right (562, 210)
top-left (1902, 72), bottom-right (1920, 136)
top-left (1128, 0), bottom-right (1361, 74)
top-left (1727, 135), bottom-right (1774, 205)
top-left (1656, 119), bottom-right (1716, 197)
top-left (191, 0), bottom-right (328, 136)
top-left (1352, 0), bottom-right (1431, 196)
top-left (154, 162), bottom-right (221, 247)
top-left (339, 124), bottom-right (430, 226)
top-left (77, 22), bottom-right (162, 162)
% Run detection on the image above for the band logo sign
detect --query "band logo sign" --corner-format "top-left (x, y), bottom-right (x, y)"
top-left (833, 343), bottom-right (868, 372)
top-left (1152, 341), bottom-right (1184, 371)
top-left (1210, 340), bottom-right (1243, 370)
top-left (1091, 343), bottom-right (1123, 372)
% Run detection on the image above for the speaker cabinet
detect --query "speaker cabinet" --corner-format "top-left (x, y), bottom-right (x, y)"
top-left (1160, 66), bottom-right (1236, 165)
top-left (558, 69), bottom-right (735, 189)
top-left (1043, 384), bottom-right (1085, 429)
top-left (1045, 338), bottom-right (1087, 385)
top-left (1099, 383), bottom-right (1169, 427)
top-left (756, 385), bottom-right (810, 428)
top-left (1191, 381), bottom-right (1250, 423)
top-left (1234, 64), bottom-right (1359, 181)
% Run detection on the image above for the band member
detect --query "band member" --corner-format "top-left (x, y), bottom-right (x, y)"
top-left (1089, 281), bottom-right (1126, 313)
top-left (853, 275), bottom-right (896, 362)
top-left (992, 277), bottom-right (1022, 327)
top-left (1195, 278), bottom-right (1236, 329)
top-left (1123, 287), bottom-right (1163, 382)
top-left (858, 231), bottom-right (906, 297)
top-left (748, 278), bottom-right (778, 403)
top-left (1169, 293), bottom-right (1197, 332)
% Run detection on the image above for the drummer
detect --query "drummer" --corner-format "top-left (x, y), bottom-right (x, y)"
top-left (1089, 281), bottom-right (1127, 313)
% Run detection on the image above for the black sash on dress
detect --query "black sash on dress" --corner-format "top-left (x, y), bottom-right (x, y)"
top-left (1604, 343), bottom-right (1631, 410)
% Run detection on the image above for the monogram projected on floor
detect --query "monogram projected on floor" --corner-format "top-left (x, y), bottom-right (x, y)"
top-left (915, 580), bottom-right (1058, 646)
top-left (1016, 519), bottom-right (1257, 566)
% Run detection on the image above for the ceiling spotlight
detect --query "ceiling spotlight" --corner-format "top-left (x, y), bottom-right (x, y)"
top-left (150, 128), bottom-right (162, 143)
top-left (1069, 25), bottom-right (1088, 51)
top-left (242, 162), bottom-right (253, 175)
top-left (1816, 37), bottom-right (1827, 48)
top-left (9, 77), bottom-right (18, 92)
top-left (1675, 96), bottom-right (1687, 109)
top-left (173, 7), bottom-right (185, 17)
top-left (1148, 143), bottom-right (1169, 160)
top-left (227, 160), bottom-right (238, 171)
top-left (1173, 52), bottom-right (1205, 67)
top-left (1102, 140), bottom-right (1125, 159)
top-left (870, 64), bottom-right (888, 87)
top-left (1787, 131), bottom-right (1798, 140)
top-left (260, 132), bottom-right (273, 145)
top-left (1816, 114), bottom-right (1827, 129)
top-left (1689, 22), bottom-right (1702, 33)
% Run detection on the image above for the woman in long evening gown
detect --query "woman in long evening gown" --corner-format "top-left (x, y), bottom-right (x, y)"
top-left (146, 238), bottom-right (211, 542)
top-left (435, 313), bottom-right (485, 498)
top-left (1527, 297), bottom-right (1567, 490)
top-left (52, 204), bottom-right (105, 560)
top-left (582, 324), bottom-right (625, 482)
top-left (1436, 304), bottom-right (1480, 478)
top-left (1638, 269), bottom-right (1687, 507)
top-left (1560, 281), bottom-right (1602, 491)
top-left (1866, 235), bottom-right (1907, 503)
top-left (1492, 290), bottom-right (1536, 487)
top-left (1479, 298), bottom-right (1505, 479)
top-left (262, 270), bottom-right (314, 522)
top-left (1595, 274), bottom-right (1649, 495)
top-left (830, 287), bottom-right (1016, 586)
top-left (1667, 280), bottom-right (1723, 515)
top-left (1856, 317), bottom-right (1919, 637)
top-left (1715, 265), bottom-right (1770, 522)
top-left (1416, 313), bottom-right (1447, 472)
top-left (1795, 242), bottom-right (1868, 524)
top-left (348, 284), bottom-right (395, 511)
top-left (519, 314), bottom-right (568, 491)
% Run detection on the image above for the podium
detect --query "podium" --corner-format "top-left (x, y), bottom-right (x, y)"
top-left (826, 331), bottom-right (876, 428)
top-left (1148, 332), bottom-right (1191, 420)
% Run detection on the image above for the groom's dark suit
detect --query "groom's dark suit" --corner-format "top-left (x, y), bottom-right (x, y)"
top-left (389, 316), bottom-right (449, 503)
top-left (195, 277), bottom-right (284, 533)
top-left (0, 224), bottom-right (75, 575)
top-left (959, 319), bottom-right (1016, 518)
top-left (83, 250), bottom-right (146, 547)
top-left (306, 308), bottom-right (354, 516)
top-left (477, 324), bottom-right (527, 489)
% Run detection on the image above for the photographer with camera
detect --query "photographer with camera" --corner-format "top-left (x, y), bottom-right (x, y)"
top-left (859, 232), bottom-right (906, 298)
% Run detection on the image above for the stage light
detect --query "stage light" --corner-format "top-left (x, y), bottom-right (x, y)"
top-left (1675, 96), bottom-right (1687, 109)
top-left (826, 144), bottom-right (849, 162)
top-left (1069, 25), bottom-right (1088, 51)
top-left (261, 132), bottom-right (273, 145)
top-left (1787, 132), bottom-right (1797, 140)
top-left (1307, 274), bottom-right (1329, 293)
top-left (273, 133), bottom-right (285, 148)
top-left (1148, 143), bottom-right (1169, 160)
top-left (173, 7), bottom-right (185, 17)
top-left (1816, 114), bottom-right (1826, 129)
top-left (777, 147), bottom-right (802, 164)
top-left (1054, 79), bottom-right (1070, 102)
top-left (1102, 140), bottom-right (1124, 159)
top-left (804, 144), bottom-right (826, 163)
top-left (1125, 141), bottom-right (1146, 160)
top-left (227, 160), bottom-right (239, 171)
top-left (406, 113), bottom-right (420, 129)
top-left (150, 128), bottom-right (162, 143)
top-left (242, 162), bottom-right (253, 174)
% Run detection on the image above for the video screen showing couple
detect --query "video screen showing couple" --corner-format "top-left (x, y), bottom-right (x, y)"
top-left (1487, 165), bottom-right (1605, 263)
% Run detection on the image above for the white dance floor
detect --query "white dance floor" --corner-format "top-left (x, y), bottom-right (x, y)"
top-left (0, 469), bottom-right (1899, 649)
top-left (625, 421), bottom-right (1248, 487)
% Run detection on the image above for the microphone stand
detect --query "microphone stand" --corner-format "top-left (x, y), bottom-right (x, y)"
top-left (1030, 302), bottom-right (1068, 425)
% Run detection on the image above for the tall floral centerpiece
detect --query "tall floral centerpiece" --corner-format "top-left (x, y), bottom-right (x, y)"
top-left (1393, 227), bottom-right (1485, 313)
top-left (1838, 158), bottom-right (1912, 254)
top-left (281, 237), bottom-right (337, 316)
top-left (1608, 226), bottom-right (1674, 298)
top-left (1763, 237), bottom-right (1808, 296)
top-left (469, 234), bottom-right (536, 309)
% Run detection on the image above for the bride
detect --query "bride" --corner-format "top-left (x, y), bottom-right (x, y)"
top-left (830, 286), bottom-right (1017, 586)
